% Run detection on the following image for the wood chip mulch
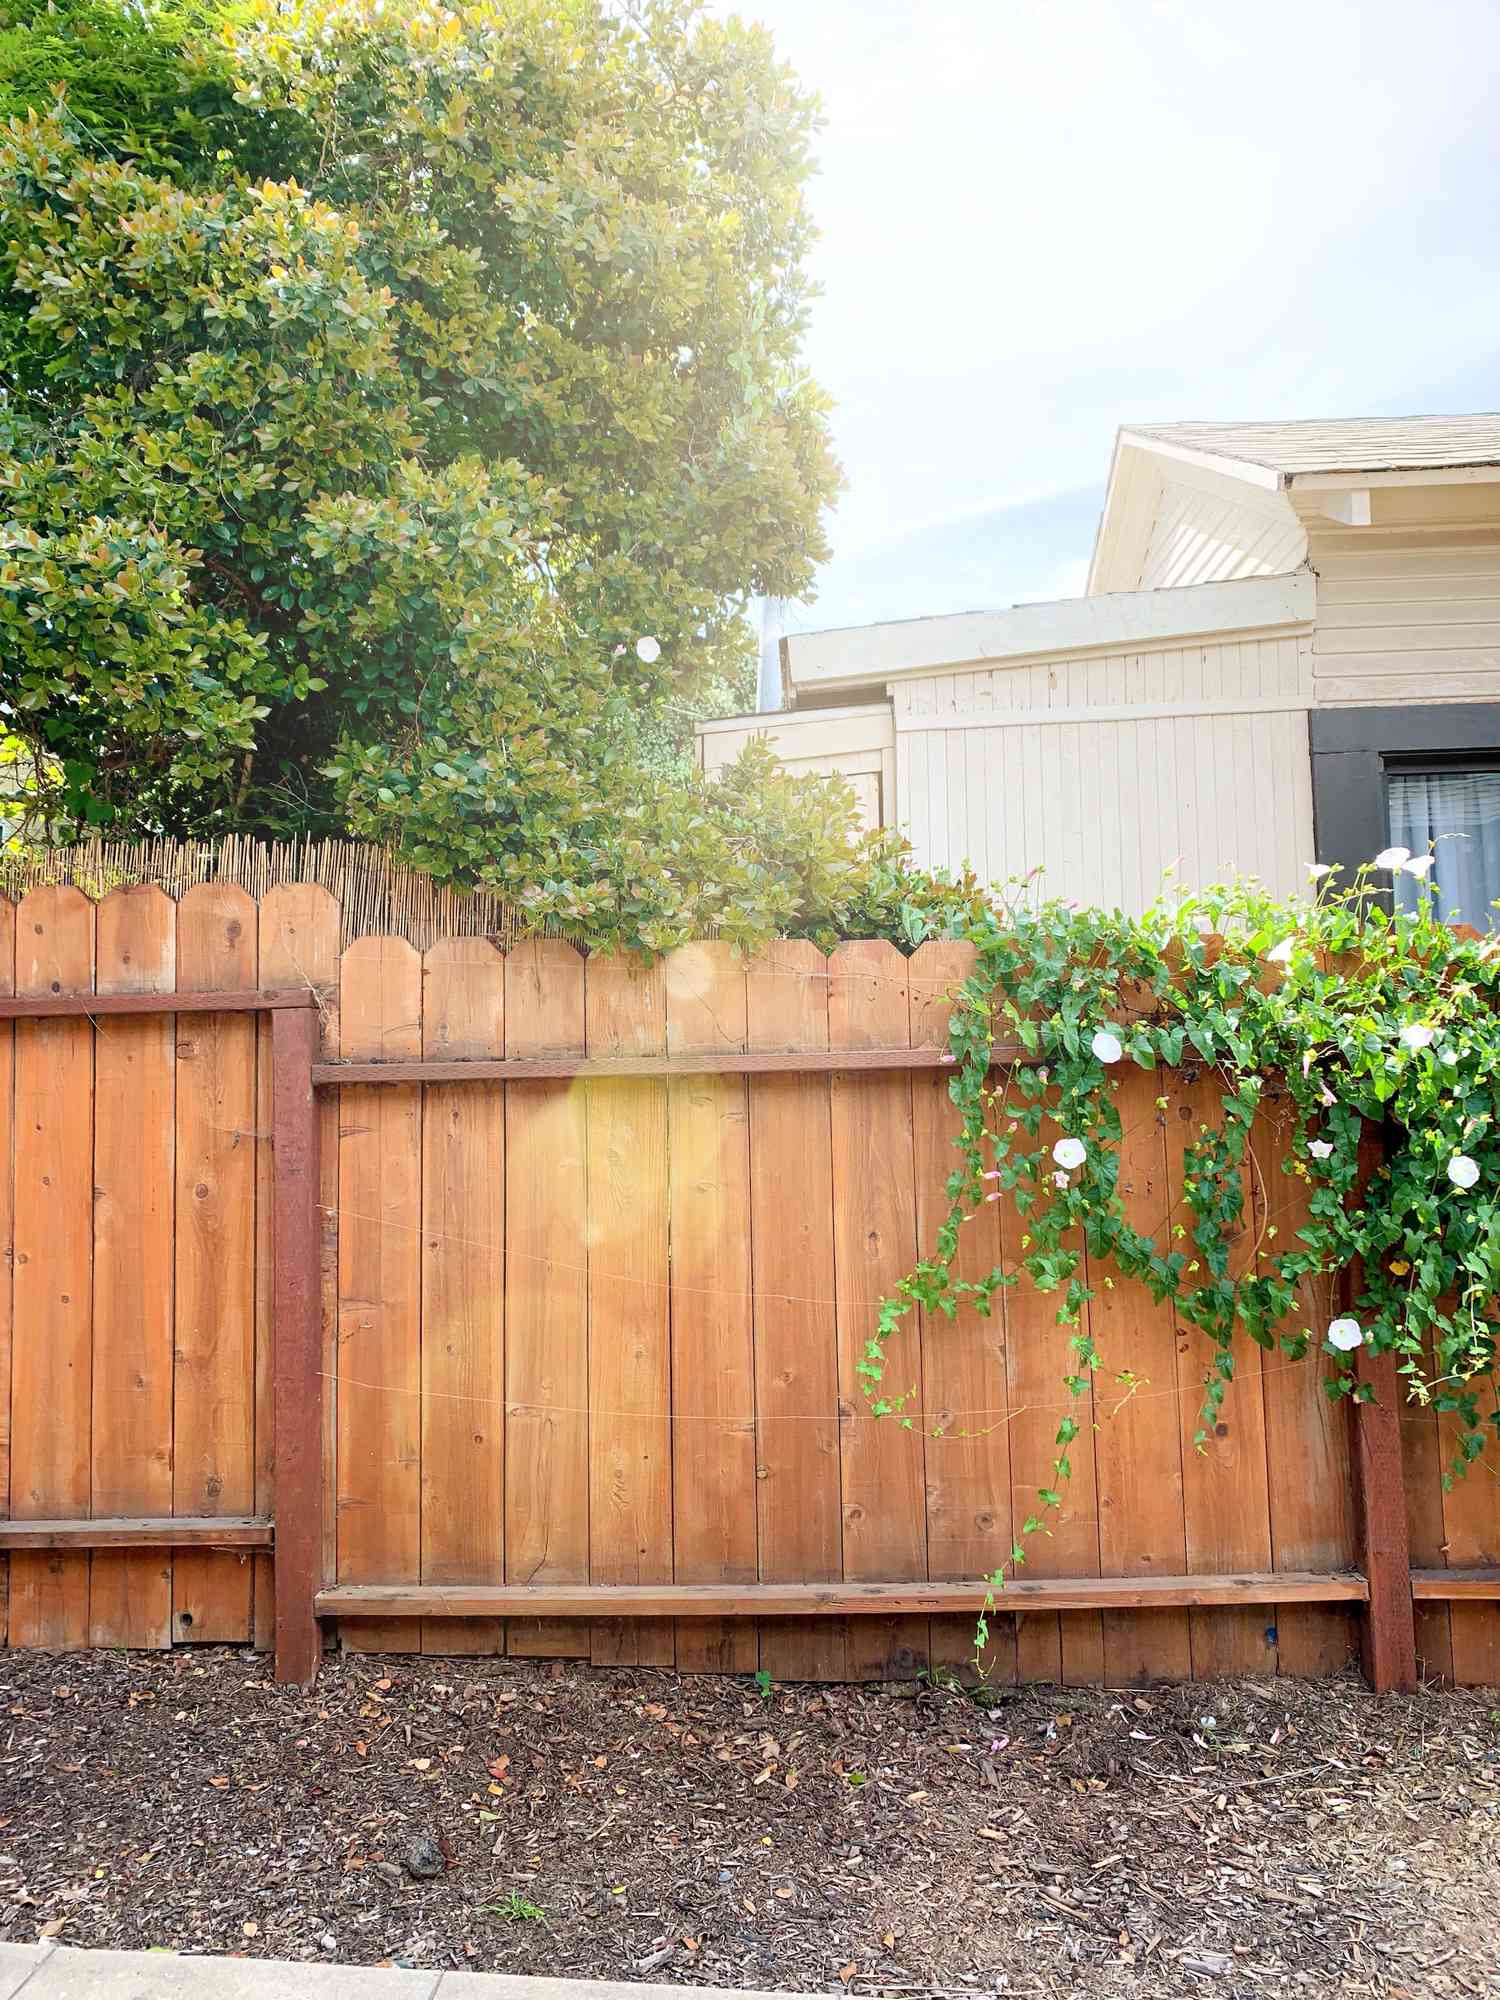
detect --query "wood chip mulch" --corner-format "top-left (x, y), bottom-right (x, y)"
top-left (0, 1647), bottom-right (1497, 1997)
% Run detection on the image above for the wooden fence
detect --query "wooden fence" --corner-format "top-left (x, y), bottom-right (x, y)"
top-left (0, 881), bottom-right (1494, 1690)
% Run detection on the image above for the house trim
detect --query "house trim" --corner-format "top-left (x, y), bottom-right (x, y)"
top-left (783, 571), bottom-right (1315, 695)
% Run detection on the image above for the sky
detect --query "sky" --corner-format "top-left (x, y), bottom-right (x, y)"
top-left (717, 0), bottom-right (1500, 640)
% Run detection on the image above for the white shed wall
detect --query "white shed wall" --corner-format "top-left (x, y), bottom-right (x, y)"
top-left (894, 632), bottom-right (1315, 909)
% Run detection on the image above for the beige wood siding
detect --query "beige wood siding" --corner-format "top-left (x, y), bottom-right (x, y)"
top-left (697, 703), bottom-right (895, 828)
top-left (1307, 524), bottom-right (1500, 707)
top-left (894, 632), bottom-right (1314, 908)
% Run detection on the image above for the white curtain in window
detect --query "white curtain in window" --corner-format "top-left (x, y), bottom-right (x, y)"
top-left (1388, 768), bottom-right (1500, 931)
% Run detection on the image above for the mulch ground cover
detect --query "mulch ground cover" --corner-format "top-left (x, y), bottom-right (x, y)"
top-left (0, 1647), bottom-right (1496, 1998)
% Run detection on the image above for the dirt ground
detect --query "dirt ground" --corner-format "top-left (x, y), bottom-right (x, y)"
top-left (0, 1648), bottom-right (1496, 1999)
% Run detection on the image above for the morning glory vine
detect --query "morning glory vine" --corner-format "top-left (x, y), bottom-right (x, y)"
top-left (873, 857), bottom-right (1500, 1591)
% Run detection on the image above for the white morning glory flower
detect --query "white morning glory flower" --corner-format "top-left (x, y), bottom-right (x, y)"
top-left (1052, 1169), bottom-right (1070, 1190)
top-left (1052, 1137), bottom-right (1087, 1172)
top-left (1448, 1154), bottom-right (1480, 1191)
top-left (1373, 846), bottom-right (1411, 869)
top-left (1319, 1087), bottom-right (1336, 1108)
top-left (1402, 854), bottom-right (1435, 879)
top-left (1265, 937), bottom-right (1295, 965)
top-left (1307, 1139), bottom-right (1333, 1160)
top-left (1327, 1317), bottom-right (1364, 1351)
top-left (1400, 1023), bottom-right (1435, 1050)
top-left (1090, 1029), bottom-right (1123, 1065)
top-left (635, 636), bottom-right (662, 664)
top-left (1306, 862), bottom-right (1333, 881)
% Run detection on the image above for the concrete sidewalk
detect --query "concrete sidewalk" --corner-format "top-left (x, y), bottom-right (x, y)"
top-left (0, 1944), bottom-right (790, 2000)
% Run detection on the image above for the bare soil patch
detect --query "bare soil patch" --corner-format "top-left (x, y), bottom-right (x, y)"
top-left (0, 1648), bottom-right (1496, 1997)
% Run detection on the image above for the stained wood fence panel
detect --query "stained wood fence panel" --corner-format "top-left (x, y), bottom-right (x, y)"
top-left (0, 891), bottom-right (1492, 1685)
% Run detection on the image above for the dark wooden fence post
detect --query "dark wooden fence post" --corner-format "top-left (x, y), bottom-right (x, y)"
top-left (273, 1002), bottom-right (323, 1686)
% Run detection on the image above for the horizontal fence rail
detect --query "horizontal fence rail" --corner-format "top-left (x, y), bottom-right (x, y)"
top-left (0, 882), bottom-right (1491, 1691)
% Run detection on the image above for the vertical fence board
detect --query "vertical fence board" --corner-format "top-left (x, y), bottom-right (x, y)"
top-left (257, 885), bottom-right (339, 1648)
top-left (747, 943), bottom-right (845, 1683)
top-left (1257, 1096), bottom-right (1358, 1675)
top-left (337, 937), bottom-right (422, 1654)
top-left (172, 885), bottom-right (258, 1642)
top-left (1401, 1382), bottom-right (1454, 1683)
top-left (0, 903), bottom-right (12, 1643)
top-left (1167, 1068), bottom-right (1276, 1679)
top-left (665, 943), bottom-right (756, 1674)
top-left (420, 938), bottom-right (505, 1657)
top-left (504, 941), bottom-right (589, 1661)
top-left (1093, 1070), bottom-right (1190, 1685)
top-left (909, 941), bottom-right (1015, 1684)
top-left (829, 941), bottom-right (927, 1681)
top-left (11, 890), bottom-right (95, 1647)
top-left (1440, 1411), bottom-right (1500, 1686)
top-left (89, 889), bottom-right (175, 1648)
top-left (585, 956), bottom-right (673, 1669)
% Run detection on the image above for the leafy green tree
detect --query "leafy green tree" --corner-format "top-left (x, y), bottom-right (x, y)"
top-left (0, 0), bottom-right (870, 943)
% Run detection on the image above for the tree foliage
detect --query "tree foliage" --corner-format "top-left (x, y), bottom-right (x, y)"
top-left (0, 0), bottom-right (869, 946)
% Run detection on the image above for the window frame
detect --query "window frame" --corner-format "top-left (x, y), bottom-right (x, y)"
top-left (1309, 704), bottom-right (1500, 910)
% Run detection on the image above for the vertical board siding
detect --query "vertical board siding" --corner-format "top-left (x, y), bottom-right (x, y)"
top-left (892, 635), bottom-right (1314, 905)
top-left (0, 901), bottom-right (1494, 1684)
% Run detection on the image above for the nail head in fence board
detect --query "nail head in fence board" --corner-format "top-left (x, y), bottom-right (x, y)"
top-left (337, 936), bottom-right (423, 1656)
top-left (829, 940), bottom-right (928, 1681)
top-left (258, 883), bottom-right (341, 1650)
top-left (908, 939), bottom-right (1015, 1687)
top-left (585, 954), bottom-right (673, 1669)
top-left (314, 1570), bottom-right (1369, 1619)
top-left (420, 937), bottom-right (505, 1658)
top-left (747, 941), bottom-right (846, 1683)
top-left (273, 1001), bottom-right (322, 1685)
top-left (1167, 1066), bottom-right (1275, 1681)
top-left (0, 900), bottom-right (13, 1646)
top-left (90, 886), bottom-right (175, 1650)
top-left (11, 887), bottom-right (95, 1647)
top-left (503, 940), bottom-right (590, 1663)
top-left (664, 941), bottom-right (756, 1675)
top-left (173, 884), bottom-right (258, 1644)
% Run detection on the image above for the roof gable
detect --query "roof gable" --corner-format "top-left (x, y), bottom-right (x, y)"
top-left (1120, 415), bottom-right (1500, 477)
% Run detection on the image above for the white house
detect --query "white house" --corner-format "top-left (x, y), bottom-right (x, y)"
top-left (697, 415), bottom-right (1500, 927)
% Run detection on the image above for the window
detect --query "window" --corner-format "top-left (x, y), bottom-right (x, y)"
top-left (1386, 761), bottom-right (1500, 932)
top-left (1309, 704), bottom-right (1500, 931)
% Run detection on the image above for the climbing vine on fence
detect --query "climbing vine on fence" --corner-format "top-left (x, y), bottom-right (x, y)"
top-left (877, 859), bottom-right (1500, 1593)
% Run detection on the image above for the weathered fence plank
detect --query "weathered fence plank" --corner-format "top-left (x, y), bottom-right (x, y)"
top-left (90, 888), bottom-right (175, 1649)
top-left (585, 955), bottom-right (673, 1669)
top-left (665, 942), bottom-right (757, 1675)
top-left (173, 883), bottom-right (259, 1642)
top-left (12, 889), bottom-right (95, 1647)
top-left (337, 936), bottom-right (422, 1655)
top-left (830, 940), bottom-right (927, 1680)
top-left (748, 940), bottom-right (846, 1683)
top-left (909, 939), bottom-right (1015, 1685)
top-left (420, 937), bottom-right (505, 1658)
